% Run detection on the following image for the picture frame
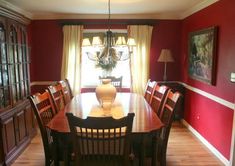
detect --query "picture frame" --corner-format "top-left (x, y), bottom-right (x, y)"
top-left (188, 26), bottom-right (218, 85)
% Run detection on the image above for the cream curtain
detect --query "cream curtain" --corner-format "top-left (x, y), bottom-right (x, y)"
top-left (61, 25), bottom-right (83, 94)
top-left (128, 25), bottom-right (153, 95)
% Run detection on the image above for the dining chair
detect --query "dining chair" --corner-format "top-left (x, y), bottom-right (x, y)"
top-left (144, 79), bottom-right (157, 104)
top-left (150, 85), bottom-right (169, 116)
top-left (99, 76), bottom-right (123, 92)
top-left (47, 83), bottom-right (66, 113)
top-left (28, 91), bottom-right (57, 166)
top-left (133, 90), bottom-right (181, 166)
top-left (155, 90), bottom-right (181, 166)
top-left (58, 79), bottom-right (73, 104)
top-left (66, 112), bottom-right (135, 166)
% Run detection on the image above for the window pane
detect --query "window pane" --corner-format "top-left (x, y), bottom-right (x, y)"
top-left (81, 52), bottom-right (102, 87)
top-left (81, 30), bottom-right (131, 88)
top-left (12, 84), bottom-right (16, 103)
top-left (4, 87), bottom-right (10, 106)
top-left (112, 60), bottom-right (131, 87)
top-left (0, 66), bottom-right (2, 86)
top-left (0, 88), bottom-right (4, 108)
top-left (2, 65), bottom-right (8, 86)
top-left (1, 43), bottom-right (7, 63)
top-left (81, 48), bottom-right (131, 88)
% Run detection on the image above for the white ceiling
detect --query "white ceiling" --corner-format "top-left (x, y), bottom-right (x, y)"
top-left (0, 0), bottom-right (219, 20)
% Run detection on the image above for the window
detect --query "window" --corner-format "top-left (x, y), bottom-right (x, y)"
top-left (81, 30), bottom-right (131, 88)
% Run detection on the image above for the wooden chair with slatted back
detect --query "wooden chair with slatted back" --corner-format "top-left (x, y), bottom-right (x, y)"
top-left (110, 76), bottom-right (123, 92)
top-left (66, 112), bottom-right (135, 166)
top-left (150, 85), bottom-right (169, 116)
top-left (134, 90), bottom-right (181, 166)
top-left (58, 79), bottom-right (73, 104)
top-left (28, 91), bottom-right (57, 166)
top-left (47, 83), bottom-right (66, 113)
top-left (144, 79), bottom-right (157, 104)
top-left (155, 91), bottom-right (181, 166)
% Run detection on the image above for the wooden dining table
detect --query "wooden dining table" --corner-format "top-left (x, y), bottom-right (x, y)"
top-left (47, 92), bottom-right (164, 166)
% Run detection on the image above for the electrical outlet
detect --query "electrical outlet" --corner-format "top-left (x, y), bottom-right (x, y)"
top-left (231, 72), bottom-right (235, 83)
top-left (197, 115), bottom-right (200, 120)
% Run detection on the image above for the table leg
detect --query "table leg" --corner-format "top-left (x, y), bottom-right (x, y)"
top-left (139, 132), bottom-right (161, 166)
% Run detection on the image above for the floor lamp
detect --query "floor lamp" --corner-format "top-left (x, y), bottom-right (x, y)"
top-left (157, 49), bottom-right (174, 81)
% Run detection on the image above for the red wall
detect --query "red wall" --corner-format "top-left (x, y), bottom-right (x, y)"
top-left (30, 20), bottom-right (63, 81)
top-left (150, 20), bottom-right (181, 81)
top-left (29, 19), bottom-right (181, 89)
top-left (181, 0), bottom-right (235, 159)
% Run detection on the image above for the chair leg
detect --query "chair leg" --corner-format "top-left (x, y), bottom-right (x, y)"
top-left (45, 158), bottom-right (52, 166)
top-left (159, 149), bottom-right (166, 166)
top-left (151, 136), bottom-right (157, 166)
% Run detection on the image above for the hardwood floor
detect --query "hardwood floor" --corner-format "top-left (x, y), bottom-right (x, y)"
top-left (166, 122), bottom-right (224, 166)
top-left (12, 121), bottom-right (224, 166)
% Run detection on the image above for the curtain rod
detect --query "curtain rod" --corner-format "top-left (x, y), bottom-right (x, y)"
top-left (59, 19), bottom-right (158, 26)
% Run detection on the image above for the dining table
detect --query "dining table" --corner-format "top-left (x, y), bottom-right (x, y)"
top-left (46, 92), bottom-right (164, 166)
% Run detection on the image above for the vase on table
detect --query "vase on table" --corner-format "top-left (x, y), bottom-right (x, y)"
top-left (95, 79), bottom-right (116, 110)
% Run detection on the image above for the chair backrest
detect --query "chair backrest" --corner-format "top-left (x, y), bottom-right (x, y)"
top-left (99, 76), bottom-right (123, 92)
top-left (150, 85), bottom-right (169, 116)
top-left (66, 112), bottom-right (135, 165)
top-left (144, 79), bottom-right (157, 104)
top-left (158, 91), bottom-right (181, 159)
top-left (47, 83), bottom-right (66, 113)
top-left (58, 79), bottom-right (73, 104)
top-left (28, 91), bottom-right (56, 166)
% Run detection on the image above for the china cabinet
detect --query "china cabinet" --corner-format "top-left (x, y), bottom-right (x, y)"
top-left (0, 8), bottom-right (36, 166)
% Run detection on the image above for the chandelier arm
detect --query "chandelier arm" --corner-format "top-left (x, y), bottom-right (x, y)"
top-left (87, 53), bottom-right (98, 61)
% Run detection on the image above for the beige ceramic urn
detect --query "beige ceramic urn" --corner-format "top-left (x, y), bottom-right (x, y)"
top-left (95, 79), bottom-right (117, 109)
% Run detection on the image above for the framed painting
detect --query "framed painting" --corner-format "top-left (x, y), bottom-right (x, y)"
top-left (188, 26), bottom-right (218, 85)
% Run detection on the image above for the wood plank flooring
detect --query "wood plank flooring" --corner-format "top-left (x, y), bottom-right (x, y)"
top-left (12, 121), bottom-right (224, 166)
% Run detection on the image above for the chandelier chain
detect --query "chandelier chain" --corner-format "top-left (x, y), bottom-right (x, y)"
top-left (108, 0), bottom-right (111, 31)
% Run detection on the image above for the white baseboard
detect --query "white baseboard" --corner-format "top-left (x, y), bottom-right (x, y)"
top-left (181, 119), bottom-right (229, 166)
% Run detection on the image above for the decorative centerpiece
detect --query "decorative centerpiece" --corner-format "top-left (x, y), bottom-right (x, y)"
top-left (95, 79), bottom-right (117, 110)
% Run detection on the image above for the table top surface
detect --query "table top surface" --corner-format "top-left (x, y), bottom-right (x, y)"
top-left (47, 92), bottom-right (164, 133)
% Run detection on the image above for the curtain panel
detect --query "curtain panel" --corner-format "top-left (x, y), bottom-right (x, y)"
top-left (61, 25), bottom-right (83, 94)
top-left (128, 25), bottom-right (153, 95)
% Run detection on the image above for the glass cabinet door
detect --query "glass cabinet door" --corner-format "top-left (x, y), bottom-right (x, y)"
top-left (8, 24), bottom-right (30, 104)
top-left (0, 20), bottom-right (10, 109)
top-left (9, 25), bottom-right (19, 104)
top-left (0, 18), bottom-right (30, 109)
top-left (10, 24), bottom-right (27, 103)
top-left (21, 29), bottom-right (30, 97)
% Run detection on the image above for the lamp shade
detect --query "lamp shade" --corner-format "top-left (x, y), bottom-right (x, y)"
top-left (127, 38), bottom-right (136, 46)
top-left (231, 72), bottom-right (235, 82)
top-left (116, 36), bottom-right (126, 46)
top-left (82, 38), bottom-right (91, 47)
top-left (158, 49), bottom-right (174, 62)
top-left (92, 36), bottom-right (103, 46)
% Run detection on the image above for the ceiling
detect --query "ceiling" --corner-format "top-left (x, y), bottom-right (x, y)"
top-left (0, 0), bottom-right (219, 20)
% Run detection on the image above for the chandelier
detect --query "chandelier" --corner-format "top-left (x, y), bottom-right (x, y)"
top-left (82, 0), bottom-right (136, 70)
